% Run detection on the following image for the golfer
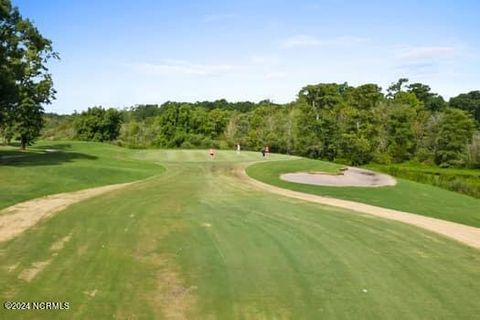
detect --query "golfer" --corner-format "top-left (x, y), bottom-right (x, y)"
top-left (209, 148), bottom-right (215, 159)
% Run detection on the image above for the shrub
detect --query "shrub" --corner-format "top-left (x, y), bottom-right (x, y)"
top-left (466, 132), bottom-right (480, 168)
top-left (374, 165), bottom-right (480, 198)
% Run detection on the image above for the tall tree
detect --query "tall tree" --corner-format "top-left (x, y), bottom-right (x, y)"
top-left (298, 83), bottom-right (348, 119)
top-left (449, 91), bottom-right (480, 124)
top-left (407, 83), bottom-right (446, 112)
top-left (434, 108), bottom-right (475, 167)
top-left (336, 105), bottom-right (379, 165)
top-left (346, 84), bottom-right (383, 110)
top-left (387, 78), bottom-right (409, 98)
top-left (15, 96), bottom-right (44, 149)
top-left (0, 0), bottom-right (58, 149)
top-left (386, 105), bottom-right (416, 162)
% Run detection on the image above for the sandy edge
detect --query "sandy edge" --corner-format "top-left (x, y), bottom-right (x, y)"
top-left (238, 167), bottom-right (480, 250)
top-left (280, 167), bottom-right (397, 187)
top-left (0, 182), bottom-right (135, 243)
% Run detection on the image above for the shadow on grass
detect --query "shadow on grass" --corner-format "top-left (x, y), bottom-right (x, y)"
top-left (34, 143), bottom-right (73, 151)
top-left (0, 147), bottom-right (97, 167)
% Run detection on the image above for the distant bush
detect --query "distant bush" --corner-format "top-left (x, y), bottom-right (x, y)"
top-left (41, 114), bottom-right (75, 140)
top-left (180, 141), bottom-right (195, 149)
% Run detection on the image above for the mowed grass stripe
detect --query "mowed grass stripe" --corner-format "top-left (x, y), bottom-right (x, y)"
top-left (133, 149), bottom-right (294, 163)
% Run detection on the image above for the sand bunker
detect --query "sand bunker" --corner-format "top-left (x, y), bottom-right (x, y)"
top-left (280, 167), bottom-right (396, 187)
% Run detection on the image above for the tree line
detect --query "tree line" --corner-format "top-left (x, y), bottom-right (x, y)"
top-left (1, 1), bottom-right (479, 169)
top-left (40, 80), bottom-right (480, 168)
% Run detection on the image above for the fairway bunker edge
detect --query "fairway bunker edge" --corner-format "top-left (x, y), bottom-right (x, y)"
top-left (280, 167), bottom-right (396, 187)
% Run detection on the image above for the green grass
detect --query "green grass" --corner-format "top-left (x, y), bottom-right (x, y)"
top-left (1, 146), bottom-right (480, 319)
top-left (0, 141), bottom-right (164, 210)
top-left (247, 159), bottom-right (480, 228)
top-left (366, 162), bottom-right (480, 199)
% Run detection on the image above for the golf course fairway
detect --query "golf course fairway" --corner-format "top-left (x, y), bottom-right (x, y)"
top-left (1, 142), bottom-right (480, 319)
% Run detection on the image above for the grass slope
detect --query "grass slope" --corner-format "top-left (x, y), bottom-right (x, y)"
top-left (247, 159), bottom-right (480, 228)
top-left (0, 141), bottom-right (164, 210)
top-left (1, 148), bottom-right (480, 319)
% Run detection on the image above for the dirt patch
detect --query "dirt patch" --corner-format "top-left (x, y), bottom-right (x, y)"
top-left (50, 233), bottom-right (73, 251)
top-left (238, 166), bottom-right (480, 250)
top-left (83, 289), bottom-right (98, 297)
top-left (18, 260), bottom-right (51, 282)
top-left (0, 182), bottom-right (135, 243)
top-left (146, 255), bottom-right (198, 320)
top-left (158, 268), bottom-right (197, 319)
top-left (281, 167), bottom-right (396, 187)
top-left (77, 244), bottom-right (89, 256)
top-left (7, 263), bottom-right (19, 273)
top-left (133, 218), bottom-right (197, 320)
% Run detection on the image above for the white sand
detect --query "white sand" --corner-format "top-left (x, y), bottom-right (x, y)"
top-left (280, 167), bottom-right (396, 187)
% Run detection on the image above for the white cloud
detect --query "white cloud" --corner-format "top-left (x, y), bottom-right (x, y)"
top-left (280, 34), bottom-right (368, 48)
top-left (130, 60), bottom-right (238, 77)
top-left (397, 46), bottom-right (459, 60)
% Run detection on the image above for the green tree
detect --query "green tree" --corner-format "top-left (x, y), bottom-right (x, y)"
top-left (449, 91), bottom-right (480, 124)
top-left (74, 107), bottom-right (122, 142)
top-left (393, 91), bottom-right (423, 109)
top-left (335, 85), bottom-right (383, 164)
top-left (387, 78), bottom-right (408, 98)
top-left (294, 101), bottom-right (324, 158)
top-left (204, 108), bottom-right (230, 138)
top-left (15, 96), bottom-right (44, 149)
top-left (224, 112), bottom-right (250, 147)
top-left (466, 132), bottom-right (480, 168)
top-left (407, 83), bottom-right (446, 112)
top-left (336, 105), bottom-right (379, 165)
top-left (296, 84), bottom-right (348, 159)
top-left (0, 0), bottom-right (20, 126)
top-left (298, 83), bottom-right (348, 118)
top-left (129, 104), bottom-right (161, 121)
top-left (0, 0), bottom-right (57, 148)
top-left (346, 84), bottom-right (383, 110)
top-left (386, 105), bottom-right (416, 162)
top-left (435, 108), bottom-right (475, 167)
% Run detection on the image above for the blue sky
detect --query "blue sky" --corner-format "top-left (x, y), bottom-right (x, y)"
top-left (13, 0), bottom-right (480, 114)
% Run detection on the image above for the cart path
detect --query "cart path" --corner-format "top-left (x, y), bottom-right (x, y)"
top-left (0, 182), bottom-right (135, 243)
top-left (238, 167), bottom-right (480, 250)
